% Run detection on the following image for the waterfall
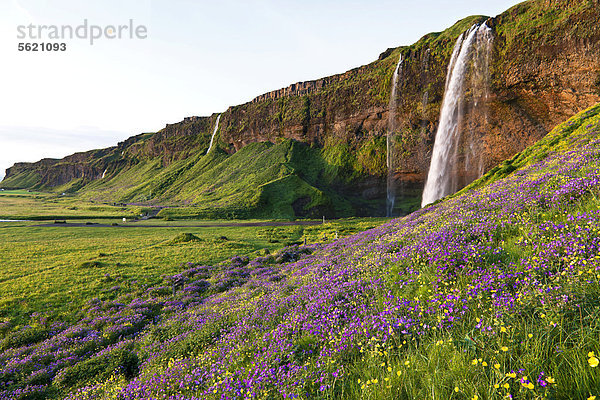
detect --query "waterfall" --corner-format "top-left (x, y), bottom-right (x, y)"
top-left (471, 25), bottom-right (493, 178)
top-left (206, 114), bottom-right (221, 154)
top-left (386, 54), bottom-right (403, 217)
top-left (421, 23), bottom-right (493, 207)
top-left (101, 169), bottom-right (107, 179)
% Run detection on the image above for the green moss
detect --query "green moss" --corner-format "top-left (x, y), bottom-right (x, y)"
top-left (408, 15), bottom-right (488, 55)
top-left (321, 137), bottom-right (360, 181)
top-left (457, 103), bottom-right (600, 196)
top-left (492, 0), bottom-right (598, 81)
top-left (4, 0), bottom-right (598, 222)
top-left (259, 175), bottom-right (352, 219)
top-left (356, 137), bottom-right (387, 176)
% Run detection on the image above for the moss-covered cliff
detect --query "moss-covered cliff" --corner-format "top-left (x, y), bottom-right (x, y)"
top-left (2, 0), bottom-right (599, 218)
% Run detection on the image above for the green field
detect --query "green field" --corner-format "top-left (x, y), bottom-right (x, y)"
top-left (0, 214), bottom-right (387, 327)
top-left (0, 189), bottom-right (145, 220)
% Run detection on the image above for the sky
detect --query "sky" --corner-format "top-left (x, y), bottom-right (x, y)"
top-left (0, 0), bottom-right (523, 179)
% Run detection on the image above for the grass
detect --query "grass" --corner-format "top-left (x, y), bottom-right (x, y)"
top-left (0, 216), bottom-right (387, 328)
top-left (3, 140), bottom-right (371, 219)
top-left (1, 106), bottom-right (600, 398)
top-left (495, 0), bottom-right (596, 54)
top-left (0, 13), bottom-right (498, 221)
top-left (30, 103), bottom-right (598, 400)
top-left (0, 190), bottom-right (144, 220)
top-left (3, 0), bottom-right (599, 224)
top-left (1, 2), bottom-right (600, 397)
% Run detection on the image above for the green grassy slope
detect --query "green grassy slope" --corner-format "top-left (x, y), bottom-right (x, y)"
top-left (119, 104), bottom-right (600, 398)
top-left (0, 216), bottom-right (384, 330)
top-left (11, 104), bottom-right (596, 400)
top-left (74, 140), bottom-right (357, 219)
top-left (2, 105), bottom-right (600, 399)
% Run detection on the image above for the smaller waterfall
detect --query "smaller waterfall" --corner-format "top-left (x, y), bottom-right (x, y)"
top-left (206, 114), bottom-right (221, 155)
top-left (420, 48), bottom-right (431, 136)
top-left (386, 54), bottom-right (403, 217)
top-left (421, 23), bottom-right (493, 207)
top-left (101, 169), bottom-right (107, 179)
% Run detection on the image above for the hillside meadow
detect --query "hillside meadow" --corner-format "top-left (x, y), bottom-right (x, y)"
top-left (0, 214), bottom-right (384, 332)
top-left (0, 105), bottom-right (599, 399)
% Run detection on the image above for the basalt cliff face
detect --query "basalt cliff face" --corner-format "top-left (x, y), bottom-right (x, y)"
top-left (2, 0), bottom-right (600, 217)
top-left (219, 0), bottom-right (600, 201)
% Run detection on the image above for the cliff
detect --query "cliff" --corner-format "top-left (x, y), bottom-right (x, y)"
top-left (2, 0), bottom-right (600, 218)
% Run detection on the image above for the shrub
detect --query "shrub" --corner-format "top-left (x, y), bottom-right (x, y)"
top-left (0, 326), bottom-right (48, 350)
top-left (80, 261), bottom-right (105, 268)
top-left (54, 345), bottom-right (139, 389)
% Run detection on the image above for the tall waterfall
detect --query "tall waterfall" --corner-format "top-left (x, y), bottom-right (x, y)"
top-left (386, 54), bottom-right (403, 217)
top-left (206, 114), bottom-right (221, 155)
top-left (421, 23), bottom-right (493, 207)
top-left (470, 25), bottom-right (493, 177)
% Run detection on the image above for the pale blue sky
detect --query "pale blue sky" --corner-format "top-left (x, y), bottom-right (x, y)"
top-left (0, 0), bottom-right (523, 179)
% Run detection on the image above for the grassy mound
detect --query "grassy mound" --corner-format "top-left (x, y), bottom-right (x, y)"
top-left (168, 233), bottom-right (202, 244)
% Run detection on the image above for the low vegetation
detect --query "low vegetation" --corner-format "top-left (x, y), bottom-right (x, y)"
top-left (1, 103), bottom-right (599, 399)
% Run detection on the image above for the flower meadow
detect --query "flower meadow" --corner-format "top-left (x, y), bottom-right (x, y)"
top-left (2, 104), bottom-right (600, 399)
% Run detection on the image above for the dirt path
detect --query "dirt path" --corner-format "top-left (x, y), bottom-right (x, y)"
top-left (34, 221), bottom-right (324, 228)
